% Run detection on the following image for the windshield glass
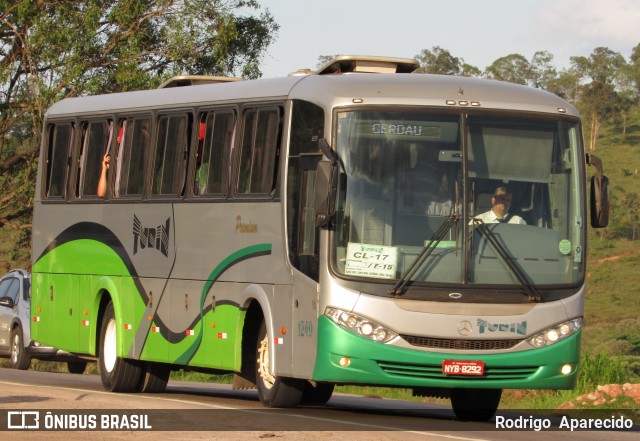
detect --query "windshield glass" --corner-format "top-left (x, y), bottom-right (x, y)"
top-left (332, 109), bottom-right (584, 291)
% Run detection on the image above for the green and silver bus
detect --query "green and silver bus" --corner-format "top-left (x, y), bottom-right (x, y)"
top-left (31, 56), bottom-right (609, 420)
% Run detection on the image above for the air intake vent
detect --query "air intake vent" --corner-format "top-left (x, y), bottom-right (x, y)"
top-left (400, 334), bottom-right (523, 350)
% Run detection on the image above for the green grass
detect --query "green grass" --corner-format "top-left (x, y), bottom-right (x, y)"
top-left (501, 352), bottom-right (638, 409)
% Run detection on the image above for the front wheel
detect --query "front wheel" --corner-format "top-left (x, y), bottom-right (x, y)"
top-left (10, 326), bottom-right (31, 370)
top-left (99, 302), bottom-right (141, 392)
top-left (450, 388), bottom-right (502, 422)
top-left (255, 321), bottom-right (304, 408)
top-left (301, 382), bottom-right (335, 405)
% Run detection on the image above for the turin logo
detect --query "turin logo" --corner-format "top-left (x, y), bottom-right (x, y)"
top-left (133, 215), bottom-right (170, 257)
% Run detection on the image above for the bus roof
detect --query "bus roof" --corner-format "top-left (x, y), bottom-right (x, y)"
top-left (45, 72), bottom-right (579, 119)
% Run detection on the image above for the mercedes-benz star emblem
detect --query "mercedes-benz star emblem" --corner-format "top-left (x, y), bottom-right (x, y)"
top-left (458, 320), bottom-right (473, 336)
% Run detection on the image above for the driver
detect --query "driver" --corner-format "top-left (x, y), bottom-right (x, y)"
top-left (475, 186), bottom-right (526, 224)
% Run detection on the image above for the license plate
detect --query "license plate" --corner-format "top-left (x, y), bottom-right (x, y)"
top-left (442, 360), bottom-right (485, 376)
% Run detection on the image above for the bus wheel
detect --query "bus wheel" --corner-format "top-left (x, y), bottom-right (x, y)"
top-left (99, 302), bottom-right (141, 392)
top-left (450, 388), bottom-right (502, 422)
top-left (67, 361), bottom-right (87, 374)
top-left (137, 362), bottom-right (170, 393)
top-left (255, 321), bottom-right (304, 407)
top-left (301, 382), bottom-right (335, 405)
top-left (10, 326), bottom-right (31, 370)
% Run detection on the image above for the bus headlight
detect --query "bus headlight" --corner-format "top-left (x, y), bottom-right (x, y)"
top-left (324, 308), bottom-right (398, 343)
top-left (527, 318), bottom-right (582, 348)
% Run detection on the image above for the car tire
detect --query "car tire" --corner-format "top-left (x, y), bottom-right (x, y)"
top-left (10, 326), bottom-right (31, 370)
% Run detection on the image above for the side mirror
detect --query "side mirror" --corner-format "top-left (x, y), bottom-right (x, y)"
top-left (590, 174), bottom-right (609, 228)
top-left (314, 161), bottom-right (338, 227)
top-left (0, 296), bottom-right (14, 308)
top-left (586, 153), bottom-right (609, 228)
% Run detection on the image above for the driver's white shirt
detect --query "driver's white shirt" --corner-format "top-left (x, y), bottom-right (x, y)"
top-left (475, 209), bottom-right (526, 224)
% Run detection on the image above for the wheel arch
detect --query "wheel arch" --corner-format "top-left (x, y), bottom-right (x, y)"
top-left (93, 281), bottom-right (116, 356)
top-left (234, 286), bottom-right (270, 388)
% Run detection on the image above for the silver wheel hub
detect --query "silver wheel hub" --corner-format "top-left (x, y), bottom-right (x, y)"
top-left (103, 318), bottom-right (117, 373)
top-left (257, 334), bottom-right (275, 389)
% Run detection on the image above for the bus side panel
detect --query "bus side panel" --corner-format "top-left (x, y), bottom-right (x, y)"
top-left (290, 273), bottom-right (320, 379)
top-left (136, 277), bottom-right (171, 363)
top-left (31, 272), bottom-right (77, 352)
top-left (32, 239), bottom-right (147, 357)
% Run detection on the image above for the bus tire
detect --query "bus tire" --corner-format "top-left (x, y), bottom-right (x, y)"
top-left (67, 361), bottom-right (87, 374)
top-left (99, 302), bottom-right (141, 392)
top-left (255, 321), bottom-right (304, 408)
top-left (450, 388), bottom-right (502, 422)
top-left (301, 382), bottom-right (335, 405)
top-left (137, 362), bottom-right (170, 393)
top-left (10, 326), bottom-right (31, 370)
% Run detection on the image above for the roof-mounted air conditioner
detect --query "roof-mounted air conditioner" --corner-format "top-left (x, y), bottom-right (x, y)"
top-left (314, 55), bottom-right (419, 75)
top-left (158, 75), bottom-right (243, 89)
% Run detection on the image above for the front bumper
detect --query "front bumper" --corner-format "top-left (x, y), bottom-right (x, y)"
top-left (313, 315), bottom-right (580, 390)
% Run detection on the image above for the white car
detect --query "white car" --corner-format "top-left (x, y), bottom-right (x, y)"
top-left (0, 269), bottom-right (87, 373)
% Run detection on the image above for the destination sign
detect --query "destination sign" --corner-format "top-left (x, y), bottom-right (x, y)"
top-left (368, 123), bottom-right (441, 138)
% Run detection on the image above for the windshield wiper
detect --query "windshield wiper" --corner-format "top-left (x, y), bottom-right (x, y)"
top-left (471, 219), bottom-right (541, 302)
top-left (389, 213), bottom-right (459, 297)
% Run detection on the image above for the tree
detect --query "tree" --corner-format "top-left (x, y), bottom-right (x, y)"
top-left (460, 63), bottom-right (482, 78)
top-left (545, 68), bottom-right (582, 102)
top-left (415, 46), bottom-right (461, 75)
top-left (630, 43), bottom-right (640, 99)
top-left (610, 186), bottom-right (640, 241)
top-left (570, 47), bottom-right (627, 150)
top-left (0, 0), bottom-right (278, 264)
top-left (484, 53), bottom-right (532, 85)
top-left (530, 51), bottom-right (557, 89)
top-left (614, 63), bottom-right (636, 137)
top-left (414, 46), bottom-right (479, 76)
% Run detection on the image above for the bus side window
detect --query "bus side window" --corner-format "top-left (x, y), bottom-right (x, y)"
top-left (45, 122), bottom-right (74, 199)
top-left (195, 110), bottom-right (234, 196)
top-left (115, 117), bottom-right (150, 197)
top-left (237, 107), bottom-right (280, 195)
top-left (152, 113), bottom-right (191, 197)
top-left (78, 120), bottom-right (111, 198)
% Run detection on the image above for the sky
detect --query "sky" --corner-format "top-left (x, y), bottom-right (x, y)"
top-left (255, 0), bottom-right (640, 78)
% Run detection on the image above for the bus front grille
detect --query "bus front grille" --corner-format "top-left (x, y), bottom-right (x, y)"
top-left (400, 335), bottom-right (522, 351)
top-left (376, 361), bottom-right (538, 381)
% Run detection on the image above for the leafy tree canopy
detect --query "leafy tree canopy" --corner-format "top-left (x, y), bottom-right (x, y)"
top-left (0, 0), bottom-right (278, 258)
top-left (0, 0), bottom-right (278, 148)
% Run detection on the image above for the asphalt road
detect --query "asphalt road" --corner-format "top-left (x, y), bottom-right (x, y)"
top-left (0, 368), bottom-right (637, 440)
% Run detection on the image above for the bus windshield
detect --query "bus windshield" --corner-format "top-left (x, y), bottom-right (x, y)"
top-left (332, 109), bottom-right (584, 292)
